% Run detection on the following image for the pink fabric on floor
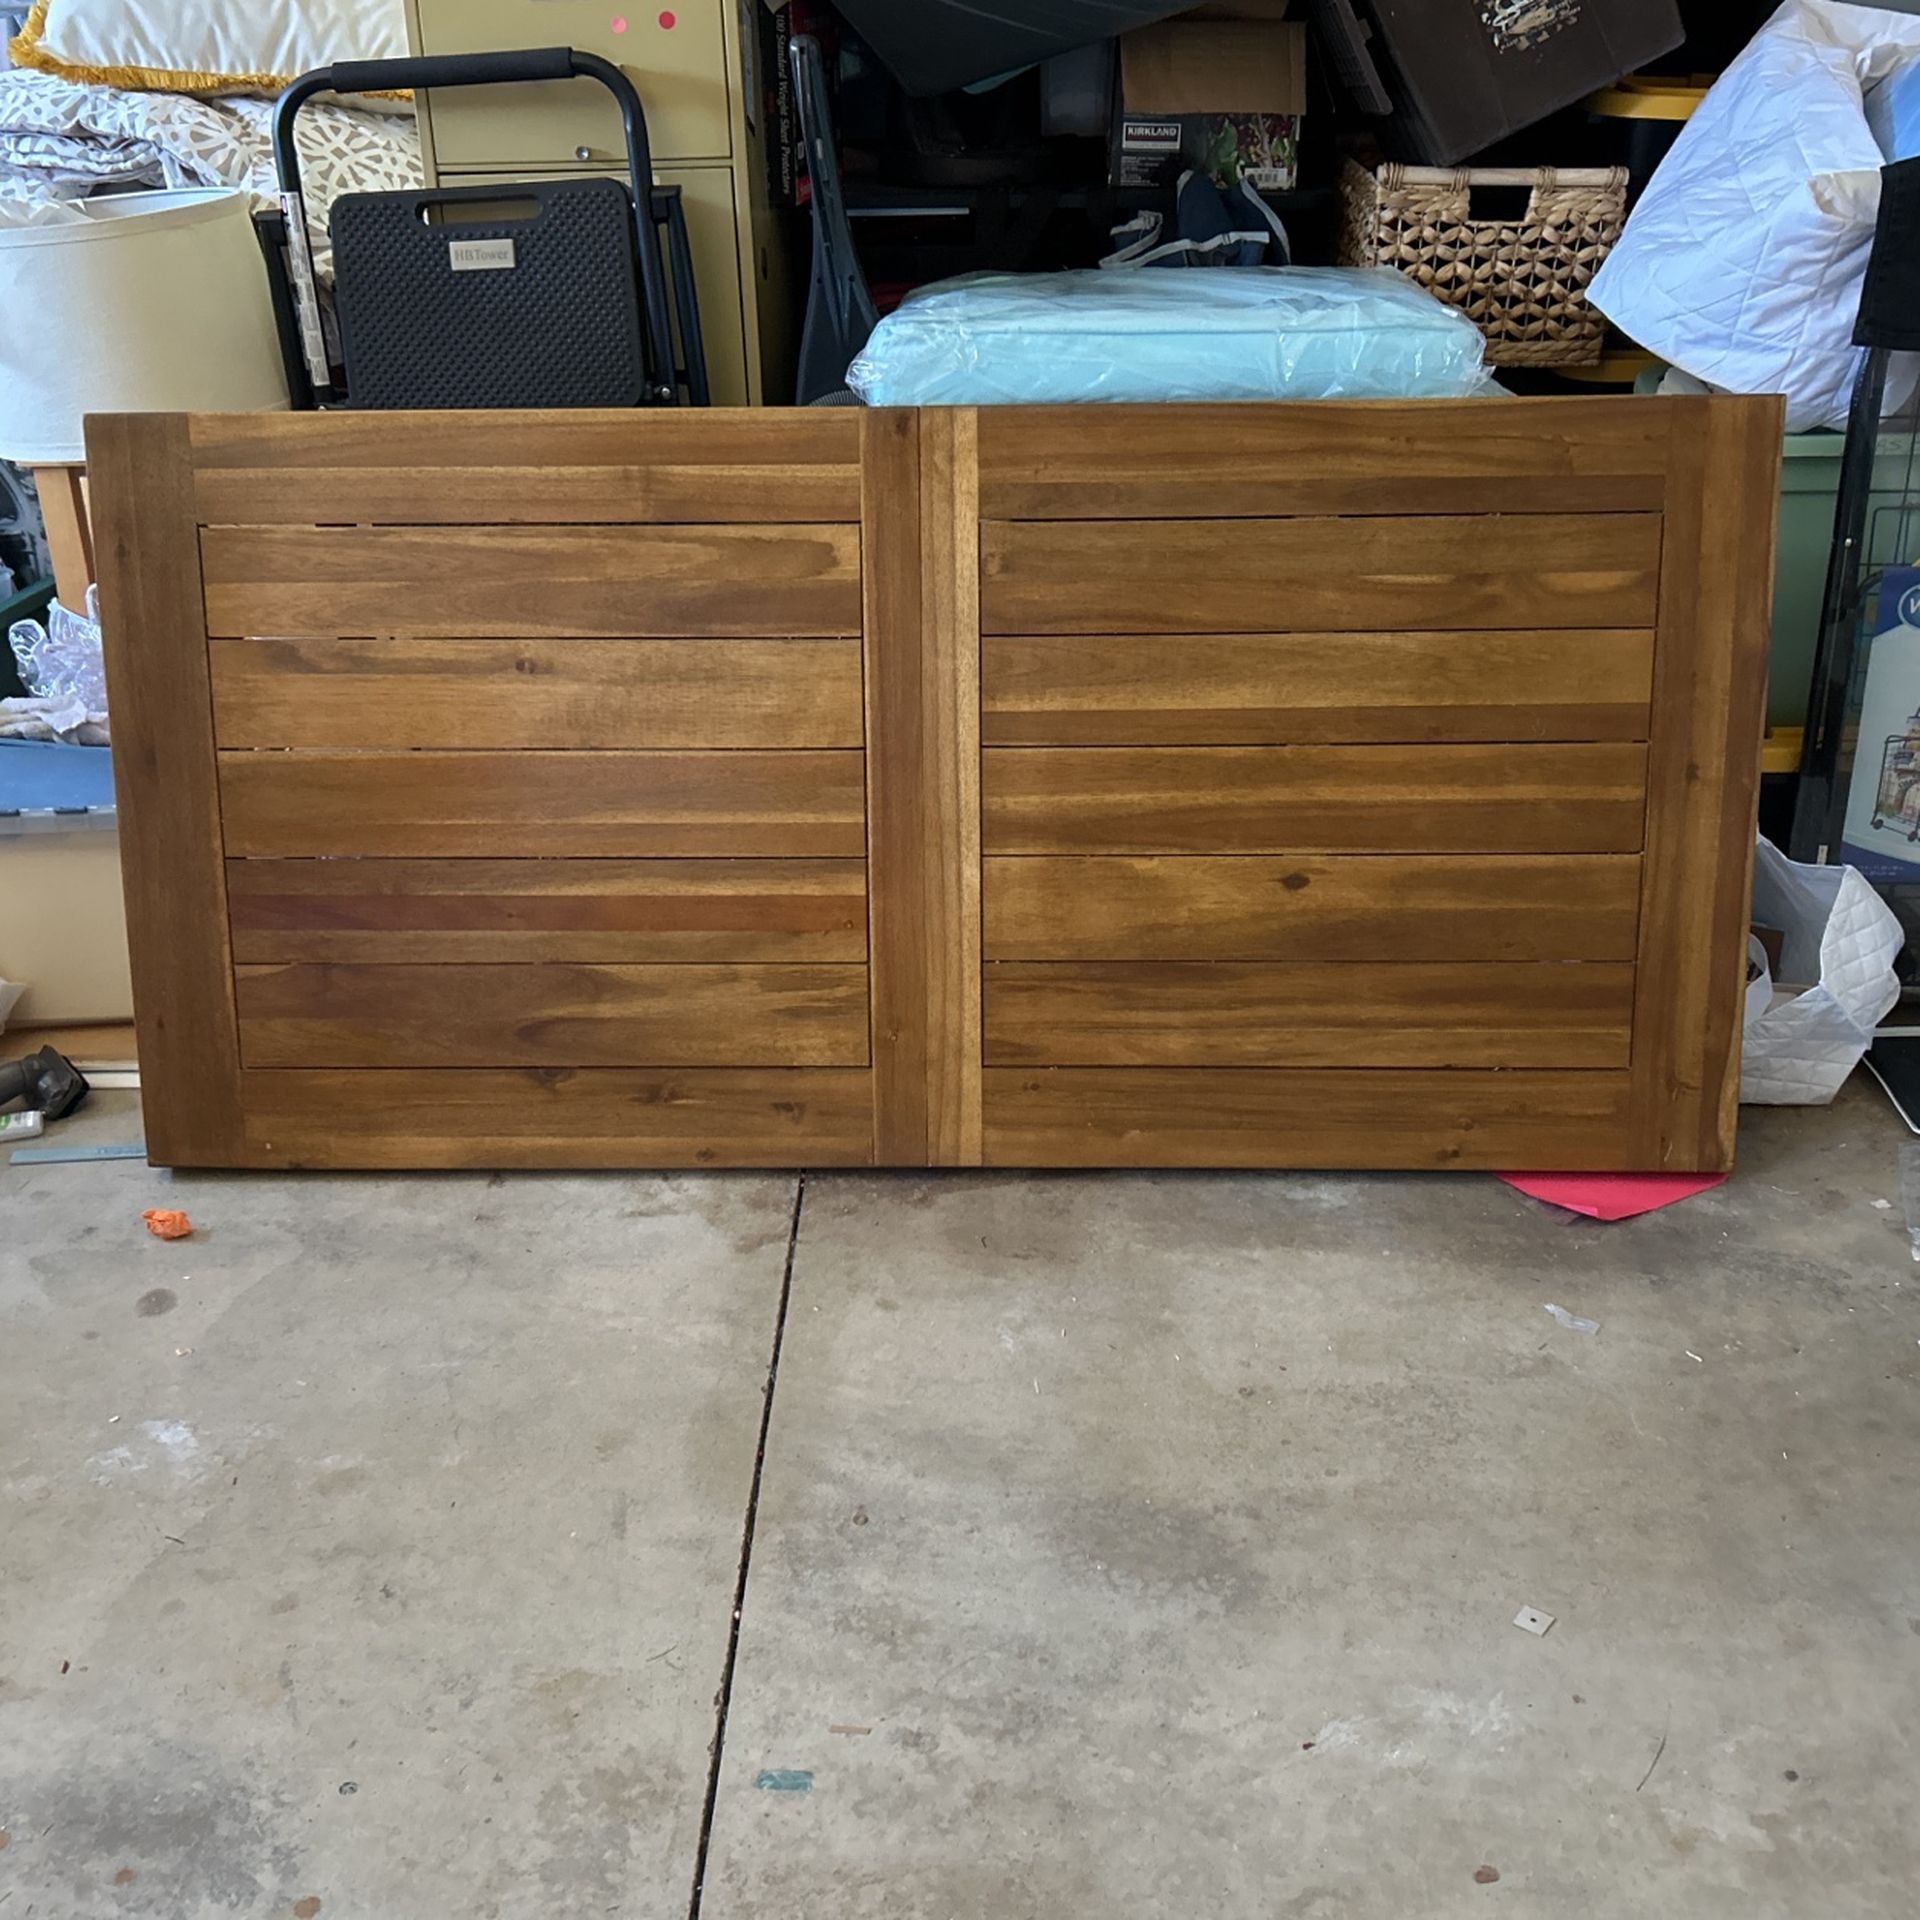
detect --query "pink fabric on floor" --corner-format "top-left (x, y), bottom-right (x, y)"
top-left (1497, 1172), bottom-right (1728, 1222)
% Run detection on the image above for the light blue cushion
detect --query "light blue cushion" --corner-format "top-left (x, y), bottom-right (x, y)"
top-left (846, 266), bottom-right (1490, 407)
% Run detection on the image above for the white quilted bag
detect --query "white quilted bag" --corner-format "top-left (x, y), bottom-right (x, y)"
top-left (1743, 836), bottom-right (1904, 1104)
top-left (1589, 0), bottom-right (1920, 432)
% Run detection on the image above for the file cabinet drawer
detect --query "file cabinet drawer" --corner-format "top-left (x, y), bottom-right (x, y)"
top-left (410, 0), bottom-right (733, 167)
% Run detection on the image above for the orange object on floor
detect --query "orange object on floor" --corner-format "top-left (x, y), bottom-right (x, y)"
top-left (142, 1208), bottom-right (191, 1240)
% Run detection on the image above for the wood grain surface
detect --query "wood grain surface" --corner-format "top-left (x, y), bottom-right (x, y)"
top-left (981, 1068), bottom-right (1638, 1170)
top-left (237, 1068), bottom-right (876, 1169)
top-left (977, 399), bottom-right (1676, 519)
top-left (191, 409), bottom-right (863, 525)
top-left (201, 524), bottom-right (862, 637)
top-left (87, 414), bottom-right (243, 1165)
top-left (862, 409), bottom-right (930, 1163)
top-left (981, 516), bottom-right (1662, 635)
top-left (984, 961), bottom-right (1635, 1069)
top-left (210, 636), bottom-right (864, 749)
top-left (981, 630), bottom-right (1655, 745)
top-left (982, 744), bottom-right (1650, 855)
top-left (219, 751), bottom-right (867, 859)
top-left (226, 859), bottom-right (868, 964)
top-left (984, 855), bottom-right (1643, 962)
top-left (93, 397), bottom-right (1778, 1172)
top-left (921, 407), bottom-right (985, 1165)
top-left (1628, 395), bottom-right (1780, 1171)
top-left (236, 962), bottom-right (870, 1069)
top-left (859, 409), bottom-right (986, 1164)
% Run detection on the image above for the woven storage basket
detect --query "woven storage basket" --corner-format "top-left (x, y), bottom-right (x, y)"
top-left (1339, 160), bottom-right (1629, 368)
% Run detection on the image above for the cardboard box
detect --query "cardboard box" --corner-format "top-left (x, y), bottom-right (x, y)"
top-left (1318, 0), bottom-right (1684, 166)
top-left (1114, 16), bottom-right (1307, 192)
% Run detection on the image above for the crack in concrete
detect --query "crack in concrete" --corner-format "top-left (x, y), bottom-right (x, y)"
top-left (687, 1172), bottom-right (808, 1920)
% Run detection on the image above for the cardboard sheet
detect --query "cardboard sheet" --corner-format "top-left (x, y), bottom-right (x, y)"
top-left (1120, 19), bottom-right (1305, 116)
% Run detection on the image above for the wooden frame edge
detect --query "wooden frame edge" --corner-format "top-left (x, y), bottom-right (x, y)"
top-left (1629, 392), bottom-right (1783, 1171)
top-left (88, 411), bottom-right (246, 1166)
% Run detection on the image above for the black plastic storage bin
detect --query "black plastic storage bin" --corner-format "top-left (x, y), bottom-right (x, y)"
top-left (831, 0), bottom-right (1190, 98)
top-left (1311, 0), bottom-right (1685, 167)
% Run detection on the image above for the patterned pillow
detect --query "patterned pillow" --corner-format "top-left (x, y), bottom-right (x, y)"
top-left (7, 0), bottom-right (407, 96)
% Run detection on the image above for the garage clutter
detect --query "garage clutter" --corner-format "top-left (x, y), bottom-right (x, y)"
top-left (6, 0), bottom-right (1920, 1155)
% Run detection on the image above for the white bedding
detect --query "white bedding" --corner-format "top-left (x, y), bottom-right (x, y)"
top-left (0, 66), bottom-right (418, 274)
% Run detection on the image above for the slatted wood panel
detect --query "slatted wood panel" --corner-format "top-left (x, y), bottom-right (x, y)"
top-left (201, 524), bottom-right (863, 637)
top-left (236, 963), bottom-right (870, 1069)
top-left (237, 1068), bottom-right (876, 1169)
top-left (219, 751), bottom-right (867, 859)
top-left (983, 745), bottom-right (1649, 855)
top-left (968, 396), bottom-right (1775, 1174)
top-left (981, 516), bottom-right (1663, 636)
top-left (227, 859), bottom-right (867, 964)
top-left (977, 400), bottom-right (1675, 519)
top-left (984, 962), bottom-right (1635, 1069)
top-left (92, 397), bottom-right (1779, 1172)
top-left (982, 630), bottom-right (1655, 746)
top-left (191, 410), bottom-right (864, 525)
top-left (981, 1068), bottom-right (1639, 1170)
top-left (93, 408), bottom-right (887, 1169)
top-left (210, 637), bottom-right (865, 749)
top-left (985, 856), bottom-right (1642, 963)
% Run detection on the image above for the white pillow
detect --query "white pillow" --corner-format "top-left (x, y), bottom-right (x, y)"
top-left (10, 0), bottom-right (407, 95)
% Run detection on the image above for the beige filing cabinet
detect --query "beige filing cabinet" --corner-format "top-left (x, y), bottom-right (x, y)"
top-left (403, 0), bottom-right (792, 405)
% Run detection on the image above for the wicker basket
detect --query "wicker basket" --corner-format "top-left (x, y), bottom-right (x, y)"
top-left (1339, 160), bottom-right (1629, 369)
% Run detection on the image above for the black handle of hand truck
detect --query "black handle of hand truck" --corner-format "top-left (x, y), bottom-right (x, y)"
top-left (273, 49), bottom-right (643, 189)
top-left (331, 47), bottom-right (577, 94)
top-left (273, 48), bottom-right (679, 402)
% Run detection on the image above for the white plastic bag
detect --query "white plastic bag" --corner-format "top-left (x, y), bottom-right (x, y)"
top-left (1742, 837), bottom-right (1904, 1104)
top-left (3, 584), bottom-right (108, 743)
top-left (9, 585), bottom-right (105, 712)
top-left (1590, 1), bottom-right (1920, 432)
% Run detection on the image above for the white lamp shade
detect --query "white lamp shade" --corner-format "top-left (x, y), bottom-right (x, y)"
top-left (0, 188), bottom-right (289, 465)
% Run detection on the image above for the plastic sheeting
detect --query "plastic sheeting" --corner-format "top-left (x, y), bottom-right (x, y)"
top-left (846, 266), bottom-right (1490, 408)
top-left (1743, 836), bottom-right (1904, 1105)
top-left (1590, 1), bottom-right (1920, 433)
top-left (4, 586), bottom-right (106, 742)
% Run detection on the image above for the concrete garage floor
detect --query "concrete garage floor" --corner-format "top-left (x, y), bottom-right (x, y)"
top-left (2, 1086), bottom-right (1917, 1918)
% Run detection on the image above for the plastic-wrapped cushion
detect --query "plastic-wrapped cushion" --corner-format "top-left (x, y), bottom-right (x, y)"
top-left (845, 266), bottom-right (1489, 407)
